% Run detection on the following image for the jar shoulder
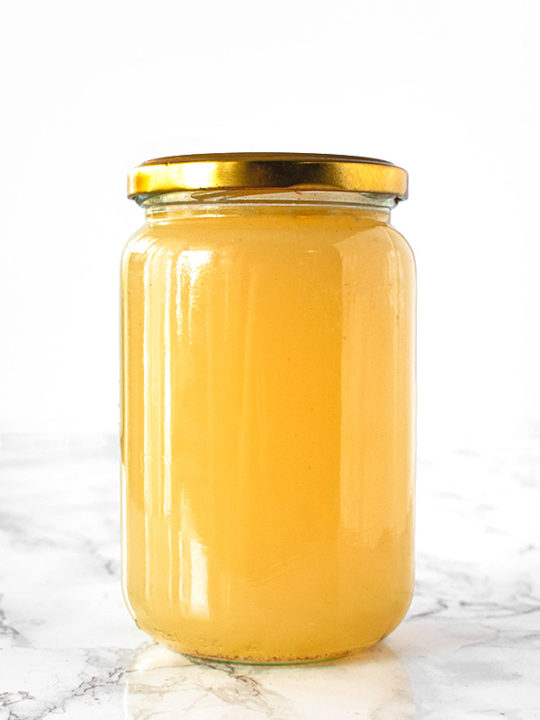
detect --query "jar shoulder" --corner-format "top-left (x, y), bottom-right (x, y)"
top-left (125, 214), bottom-right (410, 244)
top-left (121, 216), bottom-right (415, 280)
top-left (386, 222), bottom-right (416, 262)
top-left (121, 225), bottom-right (153, 264)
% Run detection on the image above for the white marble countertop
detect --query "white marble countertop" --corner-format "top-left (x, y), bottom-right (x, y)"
top-left (1, 436), bottom-right (539, 719)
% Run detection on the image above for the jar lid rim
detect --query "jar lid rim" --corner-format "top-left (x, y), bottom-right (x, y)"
top-left (128, 152), bottom-right (408, 201)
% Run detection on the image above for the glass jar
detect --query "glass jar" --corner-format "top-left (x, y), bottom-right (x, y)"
top-left (121, 153), bottom-right (415, 664)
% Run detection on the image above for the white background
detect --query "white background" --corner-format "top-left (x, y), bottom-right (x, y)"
top-left (1, 0), bottom-right (539, 455)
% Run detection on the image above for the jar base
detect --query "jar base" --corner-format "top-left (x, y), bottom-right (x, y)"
top-left (132, 615), bottom-right (389, 666)
top-left (182, 649), bottom-right (353, 667)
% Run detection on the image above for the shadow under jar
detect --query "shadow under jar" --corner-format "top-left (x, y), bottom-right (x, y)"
top-left (121, 153), bottom-right (416, 664)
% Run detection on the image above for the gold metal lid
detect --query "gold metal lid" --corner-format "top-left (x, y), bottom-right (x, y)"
top-left (128, 152), bottom-right (408, 200)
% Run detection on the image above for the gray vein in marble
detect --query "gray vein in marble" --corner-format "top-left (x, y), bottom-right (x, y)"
top-left (188, 657), bottom-right (299, 719)
top-left (0, 597), bottom-right (29, 648)
top-left (0, 512), bottom-right (58, 550)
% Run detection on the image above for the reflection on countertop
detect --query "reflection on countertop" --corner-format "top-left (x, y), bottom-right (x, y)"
top-left (124, 642), bottom-right (413, 719)
top-left (0, 435), bottom-right (539, 719)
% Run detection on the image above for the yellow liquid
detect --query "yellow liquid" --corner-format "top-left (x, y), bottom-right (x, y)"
top-left (121, 201), bottom-right (415, 663)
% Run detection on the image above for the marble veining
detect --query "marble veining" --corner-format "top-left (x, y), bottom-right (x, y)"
top-left (0, 435), bottom-right (539, 719)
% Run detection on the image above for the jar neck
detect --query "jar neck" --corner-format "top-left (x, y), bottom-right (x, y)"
top-left (139, 189), bottom-right (397, 225)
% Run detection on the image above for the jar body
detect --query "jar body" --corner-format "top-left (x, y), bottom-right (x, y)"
top-left (121, 194), bottom-right (416, 663)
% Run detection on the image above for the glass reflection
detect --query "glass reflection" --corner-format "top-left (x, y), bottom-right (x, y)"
top-left (123, 641), bottom-right (413, 719)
